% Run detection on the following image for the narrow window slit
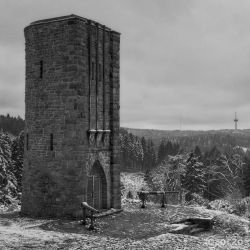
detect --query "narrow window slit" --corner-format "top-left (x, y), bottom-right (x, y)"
top-left (50, 133), bottom-right (53, 151)
top-left (74, 100), bottom-right (77, 110)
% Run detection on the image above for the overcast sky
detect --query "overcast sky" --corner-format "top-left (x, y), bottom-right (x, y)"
top-left (1, 0), bottom-right (250, 130)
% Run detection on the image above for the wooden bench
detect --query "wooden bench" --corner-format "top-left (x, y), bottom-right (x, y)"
top-left (81, 202), bottom-right (123, 230)
top-left (137, 191), bottom-right (166, 208)
top-left (137, 190), bottom-right (181, 208)
top-left (81, 202), bottom-right (99, 230)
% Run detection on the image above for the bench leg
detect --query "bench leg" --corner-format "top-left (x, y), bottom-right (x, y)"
top-left (82, 207), bottom-right (87, 225)
top-left (141, 199), bottom-right (146, 208)
top-left (161, 194), bottom-right (166, 208)
top-left (88, 211), bottom-right (95, 230)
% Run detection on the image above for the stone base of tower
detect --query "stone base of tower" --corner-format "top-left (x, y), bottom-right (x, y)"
top-left (21, 151), bottom-right (121, 218)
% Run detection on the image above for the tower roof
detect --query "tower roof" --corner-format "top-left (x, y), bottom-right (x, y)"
top-left (27, 14), bottom-right (120, 34)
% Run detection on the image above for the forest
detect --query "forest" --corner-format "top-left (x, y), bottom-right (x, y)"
top-left (120, 128), bottom-right (250, 201)
top-left (1, 114), bottom-right (250, 206)
top-left (0, 114), bottom-right (24, 136)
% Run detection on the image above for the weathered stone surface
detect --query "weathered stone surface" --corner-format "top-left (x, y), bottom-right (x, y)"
top-left (21, 14), bottom-right (121, 218)
top-left (170, 217), bottom-right (214, 235)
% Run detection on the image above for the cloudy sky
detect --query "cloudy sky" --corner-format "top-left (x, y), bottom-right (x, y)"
top-left (1, 0), bottom-right (250, 130)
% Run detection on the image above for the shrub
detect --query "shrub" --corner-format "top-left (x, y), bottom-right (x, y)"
top-left (213, 213), bottom-right (250, 235)
top-left (120, 172), bottom-right (149, 200)
top-left (208, 197), bottom-right (250, 217)
top-left (208, 199), bottom-right (236, 214)
top-left (185, 193), bottom-right (209, 207)
top-left (234, 196), bottom-right (250, 217)
top-left (126, 191), bottom-right (134, 199)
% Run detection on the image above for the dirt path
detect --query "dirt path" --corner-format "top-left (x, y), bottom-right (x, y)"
top-left (0, 203), bottom-right (249, 249)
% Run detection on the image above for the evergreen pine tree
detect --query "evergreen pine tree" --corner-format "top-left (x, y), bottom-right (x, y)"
top-left (194, 145), bottom-right (202, 159)
top-left (243, 152), bottom-right (250, 196)
top-left (166, 141), bottom-right (173, 156)
top-left (183, 153), bottom-right (206, 200)
top-left (141, 137), bottom-right (147, 171)
top-left (157, 140), bottom-right (166, 164)
top-left (11, 131), bottom-right (24, 192)
top-left (0, 132), bottom-right (17, 204)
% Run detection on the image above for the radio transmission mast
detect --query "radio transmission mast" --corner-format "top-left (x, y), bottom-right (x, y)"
top-left (234, 112), bottom-right (238, 130)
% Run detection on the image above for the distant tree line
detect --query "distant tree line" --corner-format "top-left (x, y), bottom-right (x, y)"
top-left (120, 129), bottom-right (180, 172)
top-left (120, 128), bottom-right (155, 172)
top-left (0, 114), bottom-right (25, 136)
top-left (177, 134), bottom-right (238, 152)
top-left (157, 139), bottom-right (181, 164)
top-left (127, 128), bottom-right (250, 151)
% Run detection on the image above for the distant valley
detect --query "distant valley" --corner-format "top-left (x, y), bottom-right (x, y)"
top-left (124, 127), bottom-right (250, 152)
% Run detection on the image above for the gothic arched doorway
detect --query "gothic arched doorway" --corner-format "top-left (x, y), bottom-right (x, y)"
top-left (87, 161), bottom-right (107, 210)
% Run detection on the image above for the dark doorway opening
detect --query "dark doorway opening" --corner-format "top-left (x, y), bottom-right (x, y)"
top-left (87, 161), bottom-right (107, 210)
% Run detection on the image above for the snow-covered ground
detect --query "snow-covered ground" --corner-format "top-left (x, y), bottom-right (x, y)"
top-left (0, 202), bottom-right (249, 249)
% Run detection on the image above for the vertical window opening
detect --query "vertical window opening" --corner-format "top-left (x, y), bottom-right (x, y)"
top-left (92, 62), bottom-right (95, 80)
top-left (74, 100), bottom-right (77, 110)
top-left (50, 133), bottom-right (53, 151)
top-left (26, 133), bottom-right (29, 150)
top-left (40, 60), bottom-right (43, 78)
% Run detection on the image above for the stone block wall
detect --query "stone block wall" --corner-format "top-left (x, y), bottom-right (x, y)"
top-left (21, 15), bottom-right (121, 218)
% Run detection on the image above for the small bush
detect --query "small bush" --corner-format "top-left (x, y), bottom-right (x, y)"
top-left (126, 191), bottom-right (134, 199)
top-left (208, 197), bottom-right (250, 217)
top-left (235, 196), bottom-right (250, 217)
top-left (208, 199), bottom-right (236, 214)
top-left (234, 200), bottom-right (247, 216)
top-left (213, 213), bottom-right (250, 235)
top-left (121, 172), bottom-right (149, 200)
top-left (185, 193), bottom-right (209, 207)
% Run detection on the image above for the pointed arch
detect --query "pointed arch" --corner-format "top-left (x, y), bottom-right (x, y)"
top-left (87, 160), bottom-right (107, 209)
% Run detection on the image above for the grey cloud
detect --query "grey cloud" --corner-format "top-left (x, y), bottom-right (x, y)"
top-left (1, 0), bottom-right (250, 129)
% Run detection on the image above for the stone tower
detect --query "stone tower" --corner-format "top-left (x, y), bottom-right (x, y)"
top-left (21, 15), bottom-right (121, 217)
